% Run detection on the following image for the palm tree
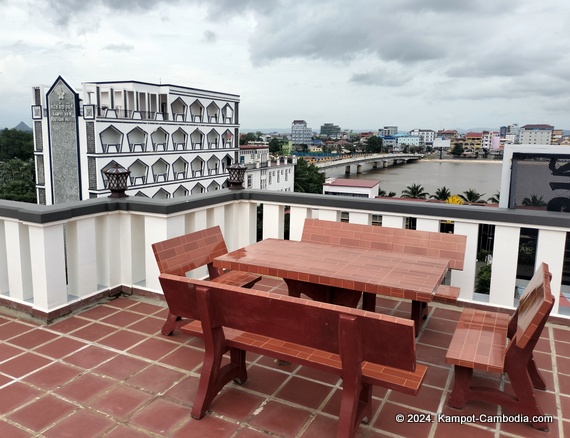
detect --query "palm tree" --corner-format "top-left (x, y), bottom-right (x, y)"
top-left (522, 194), bottom-right (547, 207)
top-left (460, 189), bottom-right (485, 203)
top-left (487, 191), bottom-right (500, 204)
top-left (401, 183), bottom-right (429, 199)
top-left (430, 186), bottom-right (451, 201)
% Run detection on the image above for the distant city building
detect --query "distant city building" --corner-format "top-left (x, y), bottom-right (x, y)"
top-left (552, 129), bottom-right (564, 144)
top-left (436, 130), bottom-right (459, 141)
top-left (409, 129), bottom-right (435, 146)
top-left (239, 144), bottom-right (295, 191)
top-left (380, 126), bottom-right (398, 137)
top-left (291, 120), bottom-right (313, 145)
top-left (320, 123), bottom-right (341, 137)
top-left (393, 134), bottom-right (420, 152)
top-left (464, 132), bottom-right (483, 149)
top-left (519, 124), bottom-right (554, 144)
top-left (32, 76), bottom-right (240, 205)
top-left (323, 178), bottom-right (380, 198)
top-left (481, 131), bottom-right (500, 149)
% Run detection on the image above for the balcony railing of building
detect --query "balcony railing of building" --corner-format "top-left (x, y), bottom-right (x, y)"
top-left (92, 108), bottom-right (235, 124)
top-left (1, 190), bottom-right (570, 322)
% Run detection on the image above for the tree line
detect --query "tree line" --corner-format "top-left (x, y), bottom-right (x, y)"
top-left (0, 128), bottom-right (36, 203)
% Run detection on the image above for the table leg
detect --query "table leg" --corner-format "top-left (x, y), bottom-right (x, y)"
top-left (411, 301), bottom-right (428, 335)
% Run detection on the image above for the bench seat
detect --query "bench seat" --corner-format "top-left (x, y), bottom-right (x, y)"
top-left (211, 270), bottom-right (261, 287)
top-left (182, 320), bottom-right (427, 396)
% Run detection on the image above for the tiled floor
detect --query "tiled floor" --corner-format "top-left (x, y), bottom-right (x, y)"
top-left (0, 277), bottom-right (568, 437)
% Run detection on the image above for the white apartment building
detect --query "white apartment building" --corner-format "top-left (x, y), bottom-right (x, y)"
top-left (380, 126), bottom-right (398, 137)
top-left (32, 77), bottom-right (241, 204)
top-left (409, 129), bottom-right (435, 146)
top-left (323, 178), bottom-right (380, 198)
top-left (291, 120), bottom-right (313, 145)
top-left (239, 144), bottom-right (295, 192)
top-left (519, 124), bottom-right (554, 145)
top-left (481, 131), bottom-right (500, 149)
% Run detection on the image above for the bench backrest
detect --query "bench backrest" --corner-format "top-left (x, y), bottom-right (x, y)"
top-left (158, 273), bottom-right (418, 372)
top-left (302, 218), bottom-right (467, 270)
top-left (511, 262), bottom-right (554, 349)
top-left (152, 226), bottom-right (227, 278)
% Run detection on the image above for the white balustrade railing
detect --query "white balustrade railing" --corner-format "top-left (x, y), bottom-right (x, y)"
top-left (0, 190), bottom-right (569, 320)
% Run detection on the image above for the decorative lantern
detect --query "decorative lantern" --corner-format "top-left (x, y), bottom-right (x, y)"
top-left (226, 163), bottom-right (247, 190)
top-left (104, 163), bottom-right (130, 198)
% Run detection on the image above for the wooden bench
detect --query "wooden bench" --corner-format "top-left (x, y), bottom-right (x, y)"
top-left (445, 262), bottom-right (554, 431)
top-left (158, 273), bottom-right (428, 438)
top-left (152, 226), bottom-right (261, 335)
top-left (301, 218), bottom-right (466, 321)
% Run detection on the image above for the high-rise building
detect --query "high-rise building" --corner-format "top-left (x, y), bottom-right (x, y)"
top-left (320, 123), bottom-right (341, 137)
top-left (291, 120), bottom-right (313, 145)
top-left (519, 124), bottom-right (554, 145)
top-left (31, 77), bottom-right (241, 204)
top-left (409, 129), bottom-right (435, 146)
top-left (380, 126), bottom-right (398, 137)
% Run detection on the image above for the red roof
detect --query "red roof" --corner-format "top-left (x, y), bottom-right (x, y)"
top-left (465, 132), bottom-right (483, 138)
top-left (324, 179), bottom-right (380, 188)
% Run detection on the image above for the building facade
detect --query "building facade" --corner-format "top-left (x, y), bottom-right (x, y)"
top-left (32, 77), bottom-right (241, 204)
top-left (239, 144), bottom-right (295, 191)
top-left (322, 178), bottom-right (380, 198)
top-left (320, 123), bottom-right (341, 137)
top-left (291, 120), bottom-right (313, 145)
top-left (409, 129), bottom-right (435, 146)
top-left (519, 124), bottom-right (554, 145)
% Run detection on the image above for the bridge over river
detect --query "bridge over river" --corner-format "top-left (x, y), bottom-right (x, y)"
top-left (311, 153), bottom-right (423, 175)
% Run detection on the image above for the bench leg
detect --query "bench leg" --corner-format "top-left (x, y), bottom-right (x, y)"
top-left (410, 301), bottom-right (428, 334)
top-left (527, 355), bottom-right (547, 390)
top-left (161, 312), bottom-right (180, 336)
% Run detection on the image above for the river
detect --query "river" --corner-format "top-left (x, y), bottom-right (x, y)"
top-left (325, 158), bottom-right (503, 199)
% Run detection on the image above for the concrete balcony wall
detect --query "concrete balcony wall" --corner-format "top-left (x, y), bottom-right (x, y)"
top-left (1, 191), bottom-right (569, 320)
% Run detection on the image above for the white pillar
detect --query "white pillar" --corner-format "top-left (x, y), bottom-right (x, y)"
top-left (535, 229), bottom-right (566, 315)
top-left (489, 225), bottom-right (520, 308)
top-left (66, 217), bottom-right (98, 297)
top-left (289, 206), bottom-right (311, 241)
top-left (28, 223), bottom-right (67, 311)
top-left (349, 212), bottom-right (370, 225)
top-left (263, 204), bottom-right (285, 240)
top-left (0, 221), bottom-right (7, 294)
top-left (5, 221), bottom-right (32, 302)
top-left (382, 215), bottom-right (405, 228)
top-left (452, 222), bottom-right (479, 300)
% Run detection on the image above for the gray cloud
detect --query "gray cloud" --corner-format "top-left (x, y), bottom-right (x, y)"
top-left (103, 44), bottom-right (135, 52)
top-left (350, 66), bottom-right (413, 87)
top-left (202, 30), bottom-right (217, 44)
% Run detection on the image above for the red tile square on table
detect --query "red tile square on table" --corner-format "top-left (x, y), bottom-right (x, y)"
top-left (247, 400), bottom-right (312, 438)
top-left (0, 352), bottom-right (52, 378)
top-left (93, 355), bottom-right (149, 380)
top-left (55, 373), bottom-right (115, 403)
top-left (34, 336), bottom-right (87, 359)
top-left (23, 361), bottom-right (82, 390)
top-left (91, 385), bottom-right (153, 420)
top-left (43, 409), bottom-right (116, 438)
top-left (126, 364), bottom-right (185, 393)
top-left (129, 398), bottom-right (191, 435)
top-left (8, 394), bottom-right (76, 433)
top-left (0, 381), bottom-right (42, 414)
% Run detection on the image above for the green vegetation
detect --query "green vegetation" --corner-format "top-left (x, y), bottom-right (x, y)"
top-left (487, 191), bottom-right (500, 204)
top-left (460, 189), bottom-right (485, 203)
top-left (450, 143), bottom-right (464, 157)
top-left (522, 194), bottom-right (547, 207)
top-left (401, 183), bottom-right (429, 199)
top-left (365, 136), bottom-right (384, 153)
top-left (475, 264), bottom-right (492, 294)
top-left (0, 129), bottom-right (36, 203)
top-left (430, 186), bottom-right (451, 201)
top-left (268, 138), bottom-right (284, 155)
top-left (294, 158), bottom-right (325, 194)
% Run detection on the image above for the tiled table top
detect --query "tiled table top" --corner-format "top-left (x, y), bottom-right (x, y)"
top-left (214, 239), bottom-right (450, 302)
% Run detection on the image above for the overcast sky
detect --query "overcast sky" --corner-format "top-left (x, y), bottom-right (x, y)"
top-left (1, 0), bottom-right (569, 132)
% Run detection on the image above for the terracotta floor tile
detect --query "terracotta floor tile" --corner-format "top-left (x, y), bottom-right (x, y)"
top-left (300, 415), bottom-right (339, 437)
top-left (255, 355), bottom-right (299, 372)
top-left (125, 317), bottom-right (163, 335)
top-left (0, 381), bottom-right (42, 414)
top-left (43, 408), bottom-right (116, 438)
top-left (163, 375), bottom-right (201, 405)
top-left (239, 365), bottom-right (290, 395)
top-left (156, 345), bottom-right (204, 371)
top-left (94, 354), bottom-right (149, 380)
top-left (425, 317), bottom-right (458, 334)
top-left (322, 387), bottom-right (382, 420)
top-left (295, 364), bottom-right (342, 385)
top-left (209, 388), bottom-right (266, 421)
top-left (55, 373), bottom-right (116, 403)
top-left (418, 329), bottom-right (453, 349)
top-left (34, 336), bottom-right (87, 359)
top-left (247, 400), bottom-right (311, 437)
top-left (0, 420), bottom-right (31, 438)
top-left (77, 305), bottom-right (119, 320)
top-left (97, 330), bottom-right (147, 350)
top-left (552, 327), bottom-right (570, 343)
top-left (128, 301), bottom-right (165, 316)
top-left (173, 415), bottom-right (240, 438)
top-left (100, 310), bottom-right (147, 327)
top-left (421, 364), bottom-right (450, 388)
top-left (275, 376), bottom-right (334, 409)
top-left (558, 373), bottom-right (570, 395)
top-left (416, 343), bottom-right (449, 367)
top-left (535, 336), bottom-right (551, 353)
top-left (129, 398), bottom-right (191, 435)
top-left (47, 316), bottom-right (91, 334)
top-left (233, 426), bottom-right (272, 437)
top-left (374, 402), bottom-right (434, 438)
top-left (104, 425), bottom-right (153, 438)
top-left (23, 361), bottom-right (82, 390)
top-left (8, 394), bottom-right (76, 432)
top-left (126, 364), bottom-right (185, 393)
top-left (91, 385), bottom-right (153, 419)
top-left (105, 297), bottom-right (139, 309)
top-left (387, 385), bottom-right (443, 412)
top-left (0, 342), bottom-right (24, 362)
top-left (7, 328), bottom-right (59, 349)
top-left (434, 422), bottom-right (495, 437)
top-left (0, 373), bottom-right (12, 386)
top-left (534, 351), bottom-right (554, 371)
top-left (440, 398), bottom-right (500, 418)
top-left (71, 322), bottom-right (118, 342)
top-left (63, 345), bottom-right (117, 369)
top-left (0, 321), bottom-right (35, 340)
top-left (555, 340), bottom-right (570, 358)
top-left (127, 337), bottom-right (180, 361)
top-left (0, 352), bottom-right (52, 378)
